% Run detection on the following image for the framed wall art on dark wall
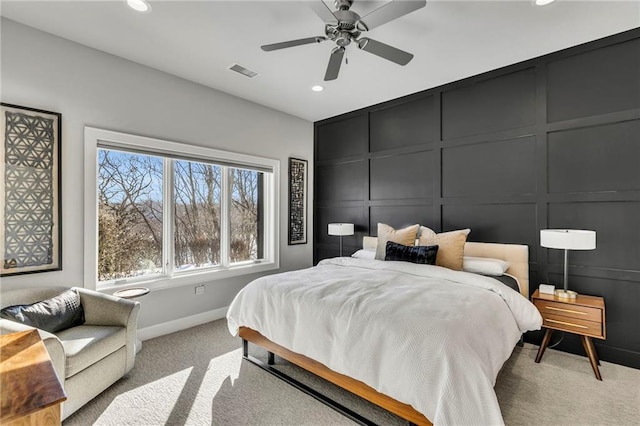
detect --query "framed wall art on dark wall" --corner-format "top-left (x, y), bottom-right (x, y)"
top-left (1, 103), bottom-right (62, 276)
top-left (288, 157), bottom-right (307, 245)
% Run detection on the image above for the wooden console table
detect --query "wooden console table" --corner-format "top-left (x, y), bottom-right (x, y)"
top-left (1, 329), bottom-right (66, 425)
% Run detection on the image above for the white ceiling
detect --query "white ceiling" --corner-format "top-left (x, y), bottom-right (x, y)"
top-left (2, 1), bottom-right (639, 122)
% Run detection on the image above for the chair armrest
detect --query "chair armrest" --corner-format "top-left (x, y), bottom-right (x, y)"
top-left (75, 287), bottom-right (139, 327)
top-left (74, 288), bottom-right (141, 374)
top-left (0, 319), bottom-right (66, 382)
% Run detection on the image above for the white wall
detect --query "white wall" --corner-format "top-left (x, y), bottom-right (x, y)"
top-left (0, 18), bottom-right (314, 330)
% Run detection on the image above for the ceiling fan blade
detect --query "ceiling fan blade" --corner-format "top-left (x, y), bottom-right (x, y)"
top-left (357, 37), bottom-right (413, 65)
top-left (324, 47), bottom-right (345, 81)
top-left (358, 0), bottom-right (426, 31)
top-left (261, 36), bottom-right (326, 52)
top-left (309, 0), bottom-right (338, 24)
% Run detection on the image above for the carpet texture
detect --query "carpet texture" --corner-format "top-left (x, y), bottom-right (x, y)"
top-left (64, 319), bottom-right (640, 425)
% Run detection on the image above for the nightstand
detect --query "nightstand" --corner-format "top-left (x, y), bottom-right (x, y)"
top-left (532, 289), bottom-right (606, 380)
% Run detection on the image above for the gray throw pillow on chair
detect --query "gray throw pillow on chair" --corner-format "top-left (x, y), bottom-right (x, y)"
top-left (0, 288), bottom-right (85, 333)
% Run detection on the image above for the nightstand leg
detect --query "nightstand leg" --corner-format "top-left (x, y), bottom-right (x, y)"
top-left (579, 337), bottom-right (600, 365)
top-left (592, 340), bottom-right (601, 366)
top-left (581, 336), bottom-right (602, 381)
top-left (580, 336), bottom-right (590, 357)
top-left (535, 328), bottom-right (554, 363)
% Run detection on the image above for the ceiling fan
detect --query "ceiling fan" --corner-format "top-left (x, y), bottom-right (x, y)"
top-left (261, 0), bottom-right (427, 81)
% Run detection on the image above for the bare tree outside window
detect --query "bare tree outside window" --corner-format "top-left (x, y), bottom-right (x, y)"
top-left (97, 150), bottom-right (163, 281)
top-left (174, 160), bottom-right (221, 270)
top-left (230, 168), bottom-right (263, 263)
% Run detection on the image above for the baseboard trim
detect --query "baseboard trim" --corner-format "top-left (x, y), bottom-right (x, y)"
top-left (137, 306), bottom-right (228, 341)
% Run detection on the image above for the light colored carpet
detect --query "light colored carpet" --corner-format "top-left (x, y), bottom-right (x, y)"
top-left (64, 319), bottom-right (640, 425)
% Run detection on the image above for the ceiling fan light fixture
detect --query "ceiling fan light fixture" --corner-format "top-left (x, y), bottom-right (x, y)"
top-left (312, 85), bottom-right (324, 92)
top-left (126, 0), bottom-right (151, 13)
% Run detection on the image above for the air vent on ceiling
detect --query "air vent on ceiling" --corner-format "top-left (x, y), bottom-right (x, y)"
top-left (229, 64), bottom-right (258, 78)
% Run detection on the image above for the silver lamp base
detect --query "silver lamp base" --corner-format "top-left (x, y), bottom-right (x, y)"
top-left (554, 289), bottom-right (577, 299)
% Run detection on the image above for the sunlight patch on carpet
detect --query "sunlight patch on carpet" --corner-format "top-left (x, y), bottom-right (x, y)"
top-left (98, 367), bottom-right (194, 423)
top-left (185, 348), bottom-right (243, 424)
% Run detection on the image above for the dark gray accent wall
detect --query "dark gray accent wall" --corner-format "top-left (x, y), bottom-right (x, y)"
top-left (314, 28), bottom-right (640, 369)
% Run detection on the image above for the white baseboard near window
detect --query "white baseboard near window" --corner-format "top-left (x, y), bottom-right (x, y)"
top-left (137, 306), bottom-right (229, 341)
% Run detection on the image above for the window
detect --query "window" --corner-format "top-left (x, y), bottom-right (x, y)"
top-left (85, 127), bottom-right (279, 289)
top-left (98, 150), bottom-right (163, 281)
top-left (173, 160), bottom-right (222, 271)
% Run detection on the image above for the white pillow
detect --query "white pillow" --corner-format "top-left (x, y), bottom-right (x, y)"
top-left (462, 256), bottom-right (510, 276)
top-left (351, 249), bottom-right (376, 260)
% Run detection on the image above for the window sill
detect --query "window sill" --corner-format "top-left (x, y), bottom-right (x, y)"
top-left (96, 261), bottom-right (279, 293)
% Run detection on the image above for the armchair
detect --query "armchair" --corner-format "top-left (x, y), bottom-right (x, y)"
top-left (0, 286), bottom-right (140, 420)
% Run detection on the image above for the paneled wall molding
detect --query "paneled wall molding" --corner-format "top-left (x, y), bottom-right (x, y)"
top-left (439, 129), bottom-right (537, 149)
top-left (314, 28), bottom-right (640, 369)
top-left (545, 109), bottom-right (640, 133)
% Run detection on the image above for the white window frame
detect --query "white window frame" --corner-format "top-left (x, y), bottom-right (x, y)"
top-left (84, 127), bottom-right (280, 291)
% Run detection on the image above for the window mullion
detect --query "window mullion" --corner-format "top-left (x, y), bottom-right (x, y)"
top-left (220, 166), bottom-right (230, 268)
top-left (163, 158), bottom-right (174, 276)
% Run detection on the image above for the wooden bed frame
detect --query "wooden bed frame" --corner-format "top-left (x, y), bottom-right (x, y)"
top-left (240, 239), bottom-right (530, 425)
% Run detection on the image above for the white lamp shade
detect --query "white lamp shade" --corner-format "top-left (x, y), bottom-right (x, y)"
top-left (328, 223), bottom-right (354, 236)
top-left (540, 229), bottom-right (596, 250)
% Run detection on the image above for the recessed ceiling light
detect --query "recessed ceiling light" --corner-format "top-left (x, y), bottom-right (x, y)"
top-left (126, 0), bottom-right (151, 13)
top-left (312, 85), bottom-right (324, 92)
top-left (534, 0), bottom-right (555, 6)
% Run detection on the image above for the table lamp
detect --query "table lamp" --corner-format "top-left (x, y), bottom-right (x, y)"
top-left (540, 229), bottom-right (596, 299)
top-left (328, 223), bottom-right (354, 257)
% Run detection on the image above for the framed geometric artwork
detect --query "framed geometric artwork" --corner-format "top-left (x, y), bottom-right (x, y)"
top-left (1, 103), bottom-right (62, 276)
top-left (288, 157), bottom-right (307, 245)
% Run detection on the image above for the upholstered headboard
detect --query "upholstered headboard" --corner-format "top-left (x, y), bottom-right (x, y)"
top-left (362, 236), bottom-right (529, 298)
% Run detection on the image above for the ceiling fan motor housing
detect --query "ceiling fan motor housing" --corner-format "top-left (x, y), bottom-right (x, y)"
top-left (333, 9), bottom-right (359, 30)
top-left (327, 4), bottom-right (360, 48)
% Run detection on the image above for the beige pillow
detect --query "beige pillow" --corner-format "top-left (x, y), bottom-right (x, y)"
top-left (375, 223), bottom-right (420, 260)
top-left (418, 226), bottom-right (471, 270)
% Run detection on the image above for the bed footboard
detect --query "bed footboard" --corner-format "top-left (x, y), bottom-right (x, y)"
top-left (239, 326), bottom-right (432, 426)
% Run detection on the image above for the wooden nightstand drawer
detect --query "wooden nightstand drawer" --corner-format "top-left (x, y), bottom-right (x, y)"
top-left (542, 312), bottom-right (603, 338)
top-left (534, 299), bottom-right (602, 323)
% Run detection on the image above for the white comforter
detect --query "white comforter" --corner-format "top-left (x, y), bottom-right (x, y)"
top-left (227, 258), bottom-right (542, 425)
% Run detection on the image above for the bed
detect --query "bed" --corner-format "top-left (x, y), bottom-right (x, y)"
top-left (227, 237), bottom-right (542, 425)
